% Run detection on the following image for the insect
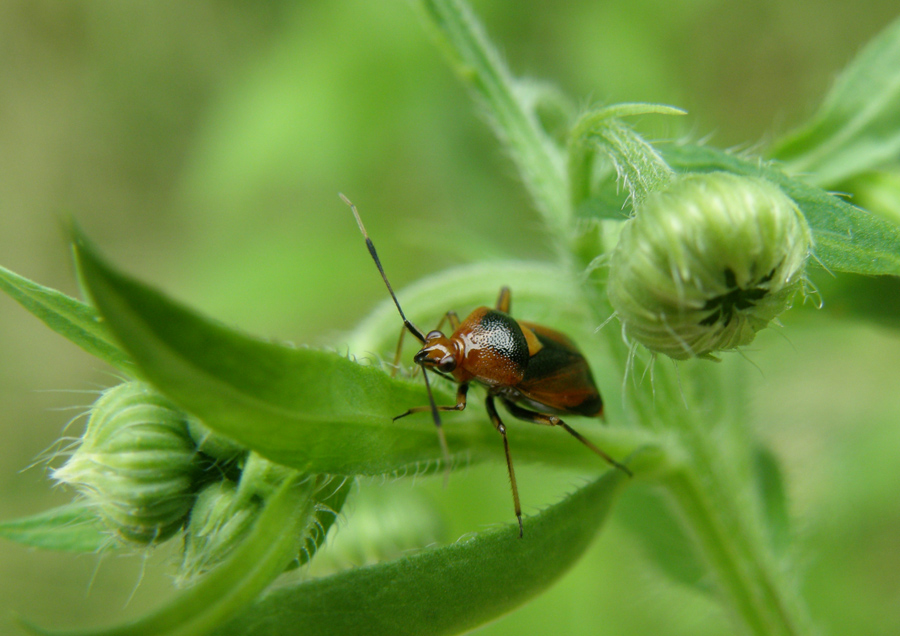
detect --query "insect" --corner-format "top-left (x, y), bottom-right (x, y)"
top-left (341, 194), bottom-right (631, 537)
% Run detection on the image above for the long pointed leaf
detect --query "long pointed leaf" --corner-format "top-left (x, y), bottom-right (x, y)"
top-left (0, 503), bottom-right (110, 553)
top-left (72, 232), bottom-right (451, 476)
top-left (772, 16), bottom-right (900, 186)
top-left (0, 264), bottom-right (132, 373)
top-left (218, 470), bottom-right (627, 636)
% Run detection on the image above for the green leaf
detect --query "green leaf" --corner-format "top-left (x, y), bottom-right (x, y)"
top-left (73, 231), bottom-right (452, 476)
top-left (0, 503), bottom-right (111, 553)
top-left (616, 484), bottom-right (709, 592)
top-left (74, 232), bottom-right (648, 477)
top-left (752, 445), bottom-right (790, 556)
top-left (20, 475), bottom-right (316, 636)
top-left (771, 16), bottom-right (900, 187)
top-left (568, 103), bottom-right (685, 209)
top-left (663, 143), bottom-right (900, 276)
top-left (0, 264), bottom-right (133, 373)
top-left (346, 260), bottom-right (588, 354)
top-left (218, 470), bottom-right (627, 636)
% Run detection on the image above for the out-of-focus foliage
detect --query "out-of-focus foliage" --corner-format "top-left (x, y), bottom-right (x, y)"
top-left (2, 1), bottom-right (900, 635)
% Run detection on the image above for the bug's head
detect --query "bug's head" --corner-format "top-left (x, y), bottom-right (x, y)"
top-left (414, 331), bottom-right (459, 374)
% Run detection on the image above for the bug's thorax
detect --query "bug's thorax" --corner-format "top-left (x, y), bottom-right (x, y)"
top-left (414, 307), bottom-right (544, 387)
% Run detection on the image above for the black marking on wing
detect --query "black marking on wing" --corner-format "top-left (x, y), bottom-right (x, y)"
top-left (515, 326), bottom-right (603, 417)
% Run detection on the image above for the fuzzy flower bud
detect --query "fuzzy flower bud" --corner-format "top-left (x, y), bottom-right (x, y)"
top-left (179, 452), bottom-right (300, 582)
top-left (53, 382), bottom-right (200, 544)
top-left (607, 172), bottom-right (811, 359)
top-left (179, 479), bottom-right (258, 583)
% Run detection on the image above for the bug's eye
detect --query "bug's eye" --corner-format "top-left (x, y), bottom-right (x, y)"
top-left (437, 356), bottom-right (457, 373)
top-left (425, 330), bottom-right (444, 341)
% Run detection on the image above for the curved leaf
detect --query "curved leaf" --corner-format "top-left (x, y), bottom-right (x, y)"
top-left (73, 231), bottom-right (459, 476)
top-left (73, 233), bottom-right (647, 477)
top-left (0, 503), bottom-right (111, 553)
top-left (0, 264), bottom-right (133, 373)
top-left (218, 470), bottom-right (627, 636)
top-left (663, 143), bottom-right (900, 276)
top-left (616, 484), bottom-right (709, 592)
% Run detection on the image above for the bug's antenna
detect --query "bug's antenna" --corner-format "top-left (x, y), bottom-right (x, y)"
top-left (340, 193), bottom-right (426, 343)
top-left (421, 367), bottom-right (452, 482)
top-left (341, 193), bottom-right (452, 477)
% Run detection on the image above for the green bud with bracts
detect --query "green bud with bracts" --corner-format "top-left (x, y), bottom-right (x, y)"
top-left (607, 172), bottom-right (812, 360)
top-left (53, 382), bottom-right (201, 544)
top-left (179, 478), bottom-right (258, 583)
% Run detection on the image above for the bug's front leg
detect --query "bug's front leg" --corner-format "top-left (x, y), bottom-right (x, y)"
top-left (486, 394), bottom-right (524, 538)
top-left (391, 382), bottom-right (469, 421)
top-left (501, 399), bottom-right (632, 477)
top-left (394, 379), bottom-right (467, 480)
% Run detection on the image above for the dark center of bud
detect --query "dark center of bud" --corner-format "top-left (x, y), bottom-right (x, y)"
top-left (700, 267), bottom-right (776, 327)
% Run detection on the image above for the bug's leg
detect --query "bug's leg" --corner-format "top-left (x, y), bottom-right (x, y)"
top-left (420, 369), bottom-right (452, 482)
top-left (392, 382), bottom-right (468, 420)
top-left (390, 323), bottom-right (408, 378)
top-left (496, 286), bottom-right (511, 313)
top-left (501, 399), bottom-right (632, 477)
top-left (431, 310), bottom-right (460, 333)
top-left (486, 395), bottom-right (524, 538)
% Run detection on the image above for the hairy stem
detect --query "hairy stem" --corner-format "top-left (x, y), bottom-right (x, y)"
top-left (660, 424), bottom-right (813, 636)
top-left (417, 0), bottom-right (570, 255)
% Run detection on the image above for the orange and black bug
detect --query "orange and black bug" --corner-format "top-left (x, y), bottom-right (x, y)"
top-left (341, 194), bottom-right (631, 537)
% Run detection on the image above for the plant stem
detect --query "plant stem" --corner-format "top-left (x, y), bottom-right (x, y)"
top-left (661, 425), bottom-right (814, 636)
top-left (417, 0), bottom-right (570, 254)
top-left (579, 245), bottom-right (813, 634)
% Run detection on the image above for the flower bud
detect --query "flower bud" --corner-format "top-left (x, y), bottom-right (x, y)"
top-left (607, 172), bottom-right (811, 359)
top-left (179, 479), bottom-right (258, 583)
top-left (53, 382), bottom-right (200, 544)
top-left (179, 455), bottom-right (337, 583)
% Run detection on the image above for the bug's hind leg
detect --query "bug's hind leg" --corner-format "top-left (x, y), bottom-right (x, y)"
top-left (501, 399), bottom-right (632, 477)
top-left (486, 395), bottom-right (524, 538)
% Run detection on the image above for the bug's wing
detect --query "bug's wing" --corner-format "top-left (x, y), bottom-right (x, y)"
top-left (515, 322), bottom-right (603, 417)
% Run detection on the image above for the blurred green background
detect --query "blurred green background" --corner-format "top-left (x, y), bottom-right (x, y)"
top-left (2, 1), bottom-right (899, 634)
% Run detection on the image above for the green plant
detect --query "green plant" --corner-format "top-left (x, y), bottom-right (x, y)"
top-left (2, 1), bottom-right (900, 635)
